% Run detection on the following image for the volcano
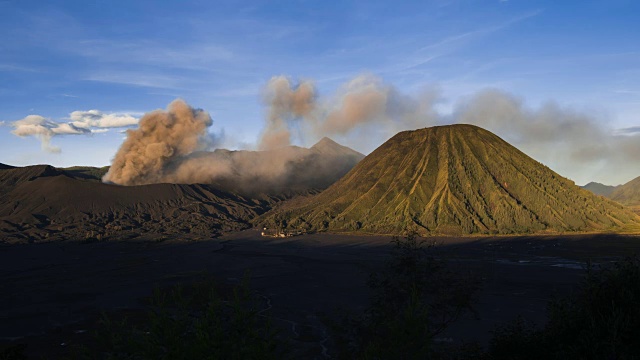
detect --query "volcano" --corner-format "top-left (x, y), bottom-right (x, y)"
top-left (262, 124), bottom-right (640, 235)
top-left (0, 138), bottom-right (364, 243)
top-left (0, 164), bottom-right (268, 243)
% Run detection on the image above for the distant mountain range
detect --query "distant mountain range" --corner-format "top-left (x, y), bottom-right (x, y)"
top-left (581, 182), bottom-right (617, 197)
top-left (610, 176), bottom-right (640, 209)
top-left (581, 177), bottom-right (640, 211)
top-left (261, 124), bottom-right (640, 235)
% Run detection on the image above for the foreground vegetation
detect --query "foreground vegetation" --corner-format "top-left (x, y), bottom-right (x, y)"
top-left (328, 231), bottom-right (480, 359)
top-left (488, 256), bottom-right (640, 360)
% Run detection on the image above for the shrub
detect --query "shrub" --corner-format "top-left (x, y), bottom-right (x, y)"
top-left (79, 275), bottom-right (286, 360)
top-left (488, 256), bottom-right (640, 360)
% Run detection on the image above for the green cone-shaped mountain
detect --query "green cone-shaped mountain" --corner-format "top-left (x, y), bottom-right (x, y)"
top-left (263, 124), bottom-right (640, 235)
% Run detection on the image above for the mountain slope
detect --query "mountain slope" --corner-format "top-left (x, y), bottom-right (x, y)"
top-left (262, 124), bottom-right (640, 235)
top-left (610, 176), bottom-right (640, 208)
top-left (0, 164), bottom-right (63, 194)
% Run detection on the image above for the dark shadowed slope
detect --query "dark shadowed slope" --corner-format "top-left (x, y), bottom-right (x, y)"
top-left (61, 165), bottom-right (110, 181)
top-left (0, 165), bottom-right (269, 244)
top-left (261, 124), bottom-right (640, 235)
top-left (581, 182), bottom-right (618, 197)
top-left (0, 164), bottom-right (63, 194)
top-left (611, 176), bottom-right (640, 208)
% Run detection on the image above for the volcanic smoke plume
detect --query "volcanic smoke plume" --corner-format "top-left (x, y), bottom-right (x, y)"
top-left (102, 74), bottom-right (640, 187)
top-left (103, 99), bottom-right (212, 185)
top-left (258, 76), bottom-right (316, 150)
top-left (259, 74), bottom-right (441, 151)
top-left (101, 97), bottom-right (363, 192)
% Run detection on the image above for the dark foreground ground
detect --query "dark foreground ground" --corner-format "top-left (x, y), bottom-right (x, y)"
top-left (1, 231), bottom-right (640, 358)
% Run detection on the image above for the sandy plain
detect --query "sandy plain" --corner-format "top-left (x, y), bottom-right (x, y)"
top-left (1, 230), bottom-right (639, 358)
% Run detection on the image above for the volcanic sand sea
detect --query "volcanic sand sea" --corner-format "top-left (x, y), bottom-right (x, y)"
top-left (1, 230), bottom-right (640, 358)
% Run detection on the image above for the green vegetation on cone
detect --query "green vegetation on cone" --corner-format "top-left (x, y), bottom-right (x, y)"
top-left (262, 124), bottom-right (640, 235)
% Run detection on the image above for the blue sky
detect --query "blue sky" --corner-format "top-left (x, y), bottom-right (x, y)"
top-left (1, 0), bottom-right (639, 185)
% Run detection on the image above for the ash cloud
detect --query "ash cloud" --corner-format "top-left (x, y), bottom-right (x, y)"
top-left (101, 74), bottom-right (639, 187)
top-left (102, 98), bottom-right (364, 193)
top-left (103, 99), bottom-right (213, 185)
top-left (258, 76), bottom-right (316, 150)
top-left (102, 96), bottom-right (367, 192)
top-left (260, 74), bottom-right (441, 150)
top-left (257, 76), bottom-right (639, 184)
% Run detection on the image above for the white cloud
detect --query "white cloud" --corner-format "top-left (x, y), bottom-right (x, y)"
top-left (12, 115), bottom-right (89, 136)
top-left (10, 110), bottom-right (140, 153)
top-left (11, 115), bottom-right (90, 153)
top-left (69, 109), bottom-right (138, 128)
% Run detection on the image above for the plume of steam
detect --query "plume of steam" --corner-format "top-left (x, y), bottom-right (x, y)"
top-left (103, 99), bottom-right (213, 185)
top-left (11, 115), bottom-right (90, 153)
top-left (258, 76), bottom-right (316, 150)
